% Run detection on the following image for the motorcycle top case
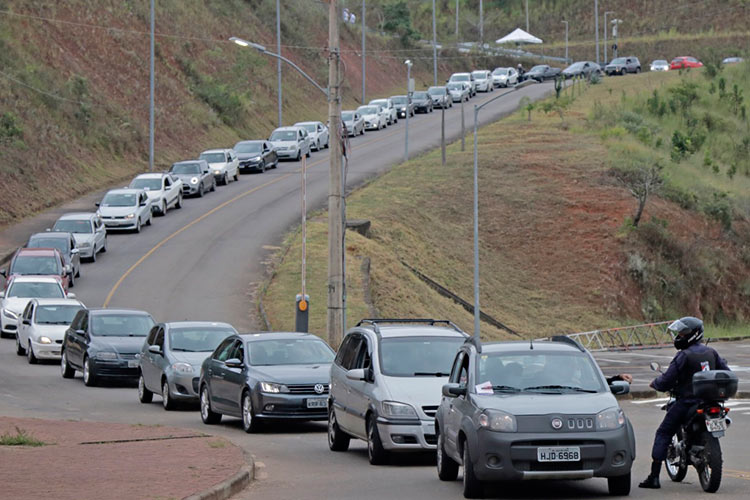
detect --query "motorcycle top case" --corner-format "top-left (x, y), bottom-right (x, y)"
top-left (692, 370), bottom-right (738, 400)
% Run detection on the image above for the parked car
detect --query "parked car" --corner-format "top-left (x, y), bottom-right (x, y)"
top-left (169, 160), bottom-right (215, 197)
top-left (2, 247), bottom-right (71, 290)
top-left (341, 110), bottom-right (365, 136)
top-left (524, 65), bottom-right (562, 82)
top-left (199, 331), bottom-right (335, 432)
top-left (369, 98), bottom-right (398, 125)
top-left (52, 213), bottom-right (107, 262)
top-left (26, 231), bottom-right (81, 286)
top-left (670, 56), bottom-right (703, 70)
top-left (129, 172), bottom-right (183, 216)
top-left (327, 319), bottom-right (468, 465)
top-left (491, 67), bottom-right (519, 88)
top-left (722, 56), bottom-right (744, 65)
top-left (435, 337), bottom-right (634, 498)
top-left (269, 126), bottom-right (312, 161)
top-left (138, 321), bottom-right (238, 410)
top-left (234, 140), bottom-right (278, 173)
top-left (96, 188), bottom-right (153, 232)
top-left (562, 61), bottom-right (602, 79)
top-left (16, 298), bottom-right (85, 363)
top-left (389, 95), bottom-right (415, 118)
top-left (448, 73), bottom-right (476, 96)
top-left (471, 70), bottom-right (493, 92)
top-left (649, 59), bottom-right (670, 72)
top-left (357, 105), bottom-right (388, 131)
top-left (199, 149), bottom-right (240, 186)
top-left (605, 56), bottom-right (641, 75)
top-left (1, 276), bottom-right (72, 338)
top-left (427, 86), bottom-right (453, 109)
top-left (294, 121), bottom-right (330, 151)
top-left (446, 82), bottom-right (471, 102)
top-left (411, 91), bottom-right (434, 113)
top-left (60, 308), bottom-right (156, 386)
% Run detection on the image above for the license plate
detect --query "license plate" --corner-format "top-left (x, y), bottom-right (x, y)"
top-left (537, 446), bottom-right (581, 462)
top-left (706, 418), bottom-right (727, 432)
top-left (306, 398), bottom-right (327, 409)
top-left (52, 351), bottom-right (61, 356)
top-left (127, 360), bottom-right (139, 368)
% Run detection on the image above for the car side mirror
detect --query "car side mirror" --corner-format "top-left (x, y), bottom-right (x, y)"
top-left (0, 291), bottom-right (4, 298)
top-left (22, 319), bottom-right (30, 325)
top-left (148, 344), bottom-right (162, 355)
top-left (442, 383), bottom-right (467, 398)
top-left (609, 380), bottom-right (630, 395)
top-left (0, 269), bottom-right (6, 277)
top-left (346, 368), bottom-right (366, 381)
top-left (140, 201), bottom-right (147, 206)
top-left (74, 328), bottom-right (85, 335)
top-left (95, 202), bottom-right (100, 207)
top-left (66, 292), bottom-right (76, 299)
top-left (225, 358), bottom-right (243, 369)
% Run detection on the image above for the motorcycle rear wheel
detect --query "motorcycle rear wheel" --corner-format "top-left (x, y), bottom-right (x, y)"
top-left (665, 431), bottom-right (688, 482)
top-left (697, 433), bottom-right (722, 493)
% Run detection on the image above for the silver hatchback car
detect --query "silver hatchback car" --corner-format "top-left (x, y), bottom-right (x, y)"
top-left (328, 319), bottom-right (468, 465)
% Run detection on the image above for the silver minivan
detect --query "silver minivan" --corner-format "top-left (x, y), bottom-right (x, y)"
top-left (327, 319), bottom-right (468, 465)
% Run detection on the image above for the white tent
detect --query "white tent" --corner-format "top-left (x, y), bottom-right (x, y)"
top-left (495, 28), bottom-right (543, 45)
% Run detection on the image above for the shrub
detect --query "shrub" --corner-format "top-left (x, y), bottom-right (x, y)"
top-left (0, 112), bottom-right (23, 144)
top-left (703, 192), bottom-right (733, 231)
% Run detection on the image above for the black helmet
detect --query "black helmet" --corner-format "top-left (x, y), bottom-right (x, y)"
top-left (668, 317), bottom-right (704, 350)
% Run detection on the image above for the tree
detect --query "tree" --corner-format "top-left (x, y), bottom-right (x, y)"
top-left (612, 160), bottom-right (664, 227)
top-left (382, 0), bottom-right (419, 46)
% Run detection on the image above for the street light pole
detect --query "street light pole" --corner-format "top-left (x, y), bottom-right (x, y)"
top-left (432, 0), bottom-right (437, 86)
top-left (148, 0), bottom-right (154, 172)
top-left (276, 0), bottom-right (282, 127)
top-left (525, 0), bottom-right (530, 32)
top-left (479, 0), bottom-right (483, 49)
top-left (604, 11), bottom-right (614, 64)
top-left (562, 20), bottom-right (569, 63)
top-left (455, 0), bottom-right (459, 42)
top-left (612, 19), bottom-right (622, 59)
top-left (404, 60), bottom-right (412, 162)
top-left (361, 0), bottom-right (366, 103)
top-left (595, 0), bottom-right (600, 65)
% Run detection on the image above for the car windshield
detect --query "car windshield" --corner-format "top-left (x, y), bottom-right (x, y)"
top-left (369, 100), bottom-right (386, 107)
top-left (492, 68), bottom-right (508, 75)
top-left (234, 143), bottom-right (262, 154)
top-left (200, 153), bottom-right (226, 163)
top-left (653, 60), bottom-right (667, 65)
top-left (270, 130), bottom-right (297, 141)
top-left (471, 71), bottom-right (486, 78)
top-left (169, 326), bottom-right (236, 352)
top-left (28, 238), bottom-right (68, 255)
top-left (530, 65), bottom-right (546, 72)
top-left (446, 83), bottom-right (463, 90)
top-left (7, 281), bottom-right (64, 298)
top-left (380, 336), bottom-right (464, 376)
top-left (451, 74), bottom-right (469, 81)
top-left (53, 219), bottom-right (92, 234)
top-left (35, 304), bottom-right (83, 325)
top-left (427, 87), bottom-right (445, 95)
top-left (610, 58), bottom-right (627, 64)
top-left (341, 112), bottom-right (354, 121)
top-left (358, 106), bottom-right (378, 114)
top-left (297, 124), bottom-right (317, 133)
top-left (10, 256), bottom-right (61, 275)
top-left (476, 351), bottom-right (606, 393)
top-left (130, 178), bottom-right (162, 190)
top-left (91, 314), bottom-right (155, 337)
top-left (171, 163), bottom-right (201, 174)
top-left (566, 62), bottom-right (585, 70)
top-left (101, 193), bottom-right (136, 207)
top-left (412, 91), bottom-right (428, 99)
top-left (248, 338), bottom-right (334, 366)
top-left (390, 96), bottom-right (406, 104)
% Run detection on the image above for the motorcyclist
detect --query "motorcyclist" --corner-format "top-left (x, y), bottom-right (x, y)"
top-left (638, 317), bottom-right (730, 489)
top-left (517, 63), bottom-right (525, 80)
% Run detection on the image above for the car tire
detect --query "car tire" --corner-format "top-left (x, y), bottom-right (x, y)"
top-left (360, 126), bottom-right (364, 136)
top-left (101, 236), bottom-right (108, 253)
top-left (160, 200), bottom-right (167, 216)
top-left (437, 430), bottom-right (459, 481)
top-left (200, 385), bottom-right (222, 424)
top-left (68, 272), bottom-right (75, 288)
top-left (75, 265), bottom-right (80, 278)
top-left (306, 149), bottom-right (311, 158)
top-left (367, 415), bottom-right (389, 465)
top-left (328, 407), bottom-right (350, 451)
top-left (259, 161), bottom-right (266, 174)
top-left (233, 170), bottom-right (239, 181)
top-left (16, 335), bottom-right (26, 355)
top-left (175, 195), bottom-right (182, 209)
top-left (636, 67), bottom-right (641, 74)
top-left (296, 150), bottom-right (301, 161)
top-left (90, 248), bottom-right (96, 263)
top-left (222, 174), bottom-right (228, 186)
top-left (134, 219), bottom-right (141, 233)
top-left (462, 445), bottom-right (483, 498)
top-left (138, 373), bottom-right (153, 403)
top-left (26, 341), bottom-right (38, 364)
top-left (198, 184), bottom-right (204, 198)
top-left (162, 379), bottom-right (177, 411)
top-left (210, 180), bottom-right (216, 192)
top-left (242, 391), bottom-right (262, 433)
top-left (83, 356), bottom-right (98, 387)
top-left (146, 214), bottom-right (152, 226)
top-left (607, 472), bottom-right (631, 496)
top-left (61, 350), bottom-right (75, 378)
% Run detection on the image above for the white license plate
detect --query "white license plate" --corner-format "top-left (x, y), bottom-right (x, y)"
top-left (706, 418), bottom-right (727, 432)
top-left (537, 446), bottom-right (581, 462)
top-left (127, 360), bottom-right (139, 368)
top-left (306, 398), bottom-right (327, 409)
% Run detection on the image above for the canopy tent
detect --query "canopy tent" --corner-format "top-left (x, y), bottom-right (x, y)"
top-left (495, 28), bottom-right (543, 45)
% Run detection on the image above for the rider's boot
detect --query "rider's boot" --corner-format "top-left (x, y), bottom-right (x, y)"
top-left (638, 460), bottom-right (662, 489)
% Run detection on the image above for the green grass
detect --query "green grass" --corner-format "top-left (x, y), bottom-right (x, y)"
top-left (0, 427), bottom-right (47, 447)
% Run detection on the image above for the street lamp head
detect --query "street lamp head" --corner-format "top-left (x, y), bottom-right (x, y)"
top-left (404, 59), bottom-right (412, 66)
top-left (229, 37), bottom-right (266, 52)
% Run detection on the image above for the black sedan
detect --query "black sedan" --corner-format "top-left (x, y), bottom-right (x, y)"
top-left (389, 95), bottom-right (415, 118)
top-left (199, 332), bottom-right (335, 433)
top-left (60, 308), bottom-right (155, 386)
top-left (234, 140), bottom-right (279, 173)
top-left (562, 61), bottom-right (602, 80)
top-left (411, 91), bottom-right (434, 113)
top-left (523, 64), bottom-right (561, 82)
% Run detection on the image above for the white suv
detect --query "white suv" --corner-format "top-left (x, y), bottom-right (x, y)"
top-left (368, 98), bottom-right (398, 125)
top-left (327, 319), bottom-right (468, 465)
top-left (128, 173), bottom-right (183, 216)
top-left (471, 70), bottom-right (494, 92)
top-left (199, 149), bottom-right (240, 185)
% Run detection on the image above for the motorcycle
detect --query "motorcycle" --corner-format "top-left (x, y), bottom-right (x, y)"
top-left (649, 362), bottom-right (738, 493)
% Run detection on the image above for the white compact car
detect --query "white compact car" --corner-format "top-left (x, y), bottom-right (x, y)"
top-left (0, 276), bottom-right (73, 338)
top-left (199, 149), bottom-right (240, 185)
top-left (269, 126), bottom-right (312, 161)
top-left (16, 298), bottom-right (85, 363)
top-left (471, 70), bottom-right (494, 92)
top-left (357, 105), bottom-right (388, 130)
top-left (97, 188), bottom-right (153, 232)
top-left (294, 121), bottom-right (330, 151)
top-left (369, 98), bottom-right (398, 125)
top-left (492, 67), bottom-right (519, 87)
top-left (129, 173), bottom-right (183, 216)
top-left (52, 213), bottom-right (107, 262)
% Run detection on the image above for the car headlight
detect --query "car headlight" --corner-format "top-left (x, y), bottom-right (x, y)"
top-left (190, 177), bottom-right (199, 185)
top-left (477, 409), bottom-right (517, 432)
top-left (596, 407), bottom-right (625, 430)
top-left (95, 351), bottom-right (118, 360)
top-left (213, 169), bottom-right (221, 175)
top-left (2, 309), bottom-right (18, 320)
top-left (260, 382), bottom-right (289, 393)
top-left (125, 213), bottom-right (136, 219)
top-left (39, 336), bottom-right (52, 344)
top-left (79, 241), bottom-right (91, 248)
top-left (171, 362), bottom-right (193, 375)
top-left (381, 401), bottom-right (418, 419)
top-left (251, 156), bottom-right (261, 162)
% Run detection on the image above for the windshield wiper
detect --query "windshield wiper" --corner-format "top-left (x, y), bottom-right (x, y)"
top-left (492, 385), bottom-right (521, 392)
top-left (171, 348), bottom-right (197, 352)
top-left (413, 371), bottom-right (448, 377)
top-left (523, 385), bottom-right (597, 393)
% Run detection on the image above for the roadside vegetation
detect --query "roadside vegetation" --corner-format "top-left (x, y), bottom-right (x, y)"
top-left (0, 426), bottom-right (47, 446)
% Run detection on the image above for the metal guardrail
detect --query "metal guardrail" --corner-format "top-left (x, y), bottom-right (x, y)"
top-left (560, 321), bottom-right (674, 351)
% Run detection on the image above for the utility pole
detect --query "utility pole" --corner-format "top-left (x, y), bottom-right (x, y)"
top-left (441, 103), bottom-right (446, 165)
top-left (525, 0), bottom-right (529, 32)
top-left (295, 154), bottom-right (309, 333)
top-left (327, 0), bottom-right (344, 349)
top-left (361, 0), bottom-right (366, 103)
top-left (455, 0), bottom-right (459, 42)
top-left (276, 0), bottom-right (282, 127)
top-left (461, 93), bottom-right (465, 151)
top-left (562, 20), bottom-right (569, 63)
top-left (595, 0), bottom-right (600, 65)
top-left (148, 0), bottom-right (154, 172)
top-left (404, 60), bottom-right (412, 162)
top-left (432, 0), bottom-right (437, 86)
top-left (604, 11), bottom-right (614, 64)
top-left (479, 0), bottom-right (483, 49)
top-left (612, 19), bottom-right (621, 59)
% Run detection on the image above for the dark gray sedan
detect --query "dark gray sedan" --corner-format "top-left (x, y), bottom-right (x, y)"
top-left (234, 140), bottom-right (278, 173)
top-left (199, 332), bottom-right (334, 433)
top-left (411, 91), bottom-right (434, 113)
top-left (138, 321), bottom-right (237, 410)
top-left (169, 160), bottom-right (216, 197)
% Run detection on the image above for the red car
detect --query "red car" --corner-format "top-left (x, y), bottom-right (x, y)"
top-left (1, 247), bottom-right (71, 291)
top-left (670, 56), bottom-right (703, 70)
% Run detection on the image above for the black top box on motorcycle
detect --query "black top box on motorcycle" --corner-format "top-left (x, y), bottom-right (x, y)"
top-left (692, 370), bottom-right (738, 400)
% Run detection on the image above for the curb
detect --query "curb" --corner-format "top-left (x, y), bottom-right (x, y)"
top-left (184, 450), bottom-right (256, 500)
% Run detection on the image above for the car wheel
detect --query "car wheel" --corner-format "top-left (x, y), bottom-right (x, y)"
top-left (306, 149), bottom-right (311, 158)
top-left (360, 126), bottom-right (364, 136)
top-left (160, 200), bottom-right (167, 216)
top-left (437, 429), bottom-right (459, 481)
top-left (367, 415), bottom-right (389, 465)
top-left (200, 385), bottom-right (222, 424)
top-left (210, 180), bottom-right (216, 192)
top-left (242, 391), bottom-right (262, 433)
top-left (198, 184), bottom-right (204, 198)
top-left (328, 407), bottom-right (350, 451)
top-left (138, 373), bottom-right (153, 403)
top-left (162, 379), bottom-right (176, 411)
top-left (608, 472), bottom-right (631, 495)
top-left (26, 341), bottom-right (38, 364)
top-left (222, 174), bottom-right (228, 186)
top-left (462, 444), bottom-right (483, 498)
top-left (175, 195), bottom-right (182, 209)
top-left (636, 67), bottom-right (641, 74)
top-left (61, 350), bottom-right (75, 378)
top-left (16, 335), bottom-right (26, 355)
top-left (316, 139), bottom-right (321, 151)
top-left (68, 272), bottom-right (75, 288)
top-left (83, 356), bottom-right (98, 387)
top-left (259, 161), bottom-right (266, 173)
top-left (90, 248), bottom-right (96, 263)
top-left (233, 169), bottom-right (239, 181)
top-left (621, 69), bottom-right (627, 76)
top-left (75, 265), bottom-right (80, 278)
top-left (146, 213), bottom-right (152, 226)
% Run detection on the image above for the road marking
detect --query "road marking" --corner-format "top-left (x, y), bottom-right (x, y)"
top-left (596, 358), bottom-right (631, 364)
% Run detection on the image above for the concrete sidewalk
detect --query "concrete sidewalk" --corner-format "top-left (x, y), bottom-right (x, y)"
top-left (0, 417), bottom-right (251, 500)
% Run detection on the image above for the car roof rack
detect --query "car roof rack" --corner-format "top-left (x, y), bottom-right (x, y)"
top-left (355, 318), bottom-right (465, 336)
top-left (550, 335), bottom-right (585, 352)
